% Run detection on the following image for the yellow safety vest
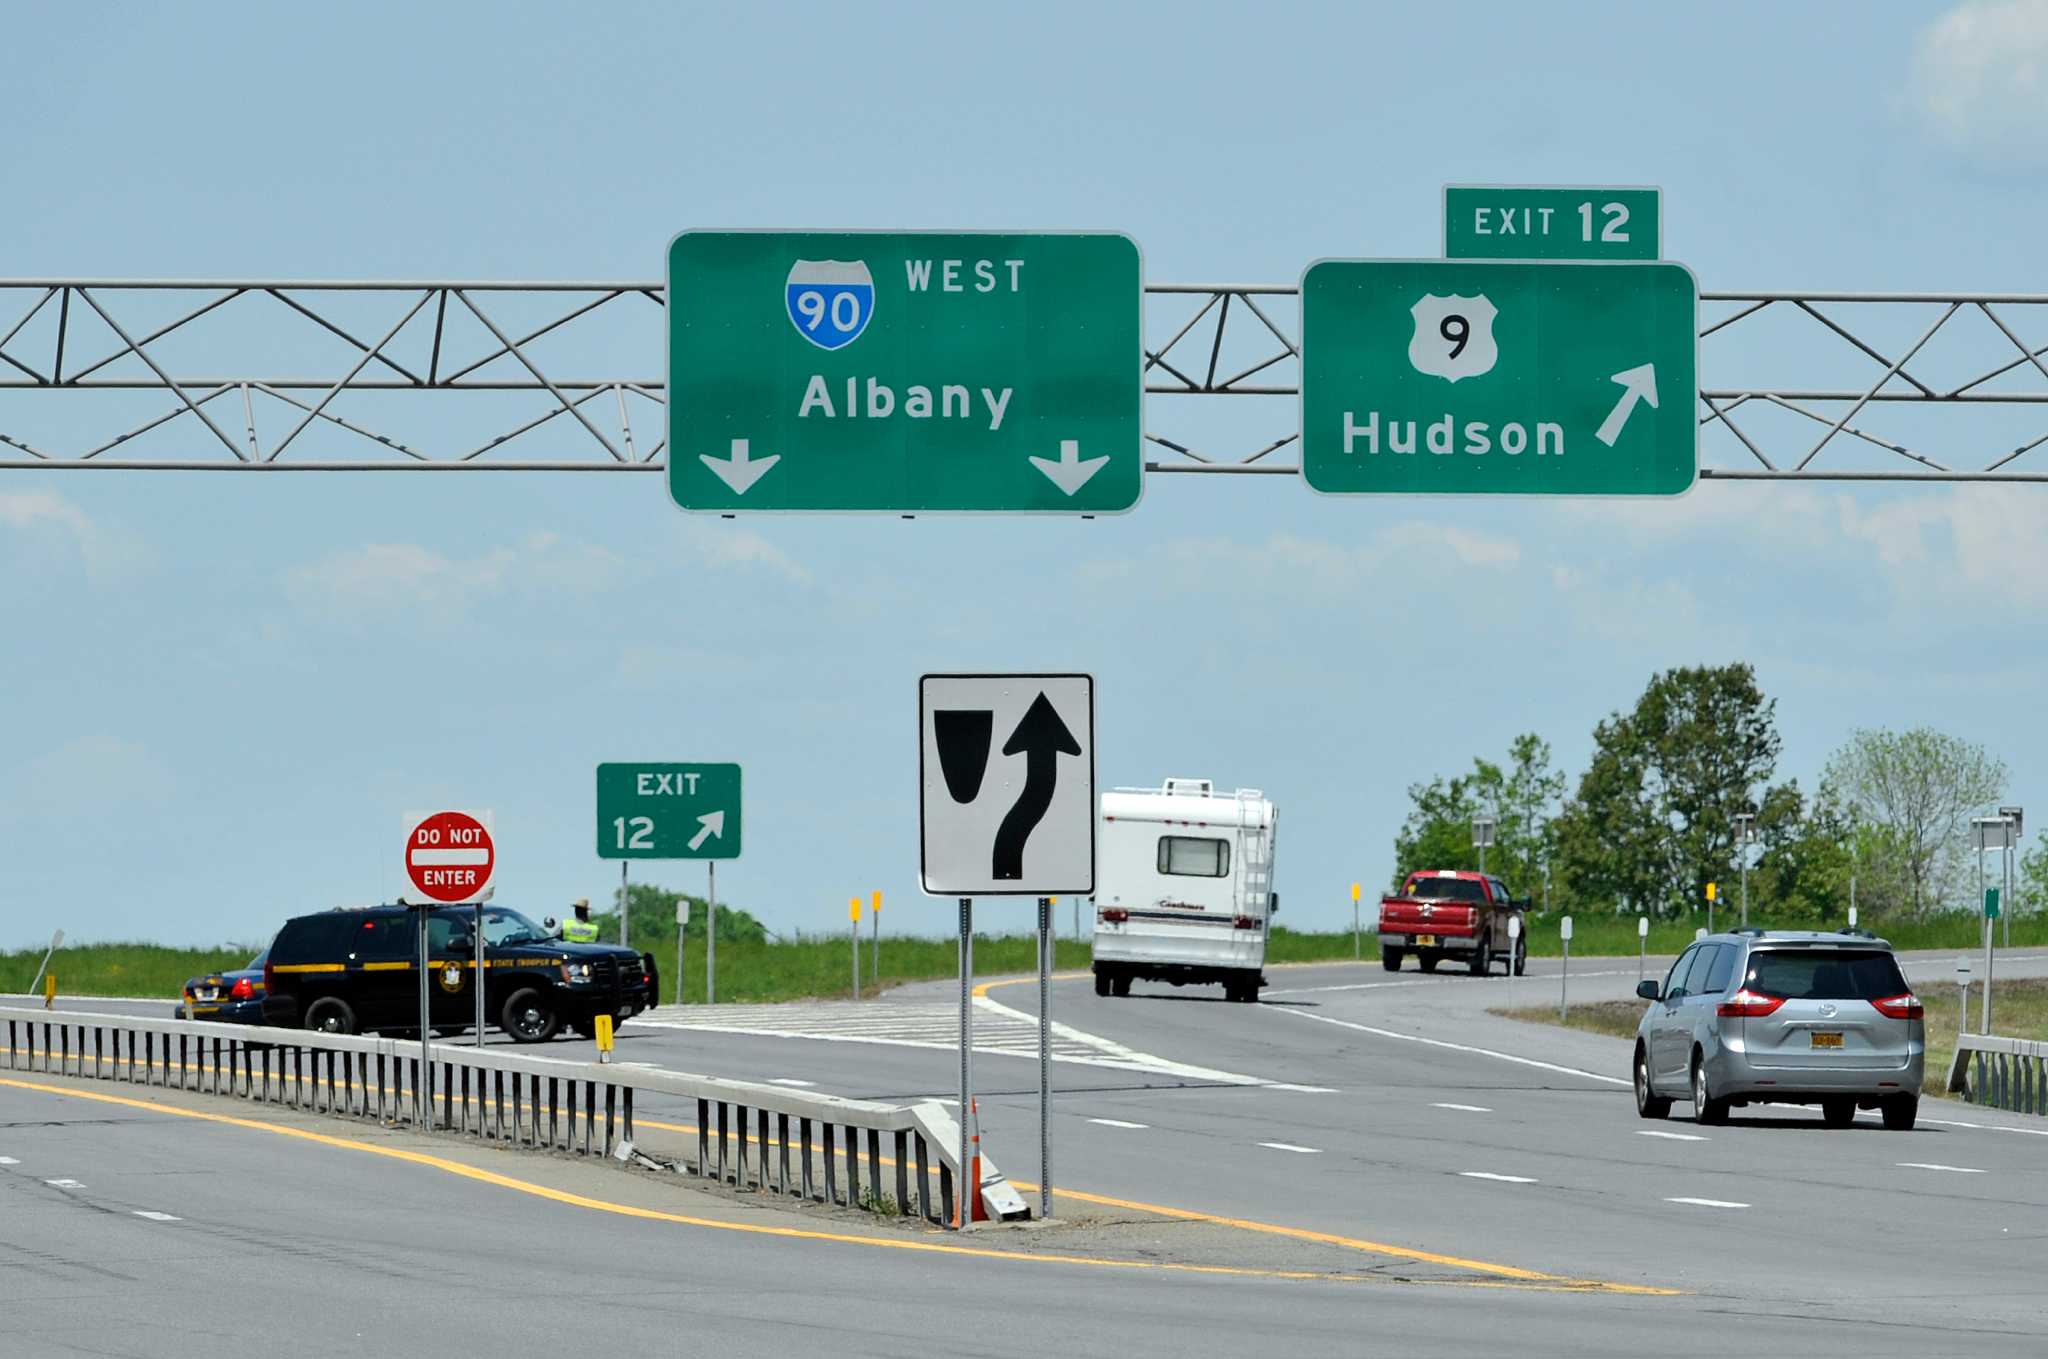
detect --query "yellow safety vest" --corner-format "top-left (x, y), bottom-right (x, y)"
top-left (562, 917), bottom-right (600, 943)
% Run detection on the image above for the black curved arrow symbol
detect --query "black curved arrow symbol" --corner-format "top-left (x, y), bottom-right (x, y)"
top-left (992, 692), bottom-right (1082, 881)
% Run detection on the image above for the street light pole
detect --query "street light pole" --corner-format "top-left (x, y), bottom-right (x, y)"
top-left (1734, 811), bottom-right (1756, 929)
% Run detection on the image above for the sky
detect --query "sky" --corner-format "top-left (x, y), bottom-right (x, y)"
top-left (4, 1), bottom-right (2048, 948)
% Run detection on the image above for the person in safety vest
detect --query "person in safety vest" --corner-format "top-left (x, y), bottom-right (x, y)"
top-left (561, 898), bottom-right (600, 943)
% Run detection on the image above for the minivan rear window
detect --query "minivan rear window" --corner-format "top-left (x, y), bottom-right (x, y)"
top-left (1747, 949), bottom-right (1907, 1000)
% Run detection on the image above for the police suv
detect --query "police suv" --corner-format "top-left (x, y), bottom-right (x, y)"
top-left (261, 903), bottom-right (657, 1042)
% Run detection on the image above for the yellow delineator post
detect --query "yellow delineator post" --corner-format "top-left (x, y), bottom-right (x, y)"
top-left (850, 897), bottom-right (862, 1000)
top-left (44, 974), bottom-right (56, 1010)
top-left (870, 889), bottom-right (881, 980)
top-left (1706, 880), bottom-right (1717, 935)
top-left (1351, 882), bottom-right (1362, 960)
top-left (594, 1013), bottom-right (615, 1064)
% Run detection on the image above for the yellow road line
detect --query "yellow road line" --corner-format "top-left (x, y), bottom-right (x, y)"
top-left (0, 1075), bottom-right (1640, 1292)
top-left (629, 1116), bottom-right (1672, 1294)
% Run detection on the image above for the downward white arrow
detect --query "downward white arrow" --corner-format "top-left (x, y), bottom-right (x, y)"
top-left (1594, 364), bottom-right (1659, 448)
top-left (1028, 439), bottom-right (1109, 496)
top-left (687, 809), bottom-right (725, 852)
top-left (699, 438), bottom-right (780, 495)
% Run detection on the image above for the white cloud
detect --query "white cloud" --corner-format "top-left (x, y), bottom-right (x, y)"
top-left (283, 531), bottom-right (622, 621)
top-left (1909, 1), bottom-right (2048, 166)
top-left (0, 488), bottom-right (149, 581)
top-left (0, 733), bottom-right (174, 822)
top-left (683, 524), bottom-right (812, 585)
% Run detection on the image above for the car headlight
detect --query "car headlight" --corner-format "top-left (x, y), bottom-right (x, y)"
top-left (561, 962), bottom-right (593, 984)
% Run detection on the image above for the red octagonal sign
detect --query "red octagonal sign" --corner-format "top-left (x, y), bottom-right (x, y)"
top-left (406, 810), bottom-right (495, 904)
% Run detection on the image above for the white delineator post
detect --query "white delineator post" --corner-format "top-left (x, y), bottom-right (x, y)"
top-left (1637, 915), bottom-right (1648, 982)
top-left (1559, 915), bottom-right (1574, 1022)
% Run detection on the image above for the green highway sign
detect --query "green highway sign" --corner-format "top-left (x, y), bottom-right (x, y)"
top-left (667, 231), bottom-right (1142, 514)
top-left (1300, 259), bottom-right (1697, 496)
top-left (596, 762), bottom-right (742, 860)
top-left (1445, 186), bottom-right (1661, 261)
top-left (1986, 886), bottom-right (2001, 919)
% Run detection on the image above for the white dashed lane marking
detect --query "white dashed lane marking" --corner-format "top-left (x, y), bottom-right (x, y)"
top-left (1637, 1130), bottom-right (1709, 1142)
top-left (1088, 1118), bottom-right (1148, 1130)
top-left (1459, 1172), bottom-right (1536, 1184)
top-left (1665, 1197), bottom-right (1749, 1209)
top-left (44, 1178), bottom-right (84, 1188)
top-left (1897, 1162), bottom-right (1986, 1174)
top-left (1432, 1102), bottom-right (1492, 1113)
top-left (1259, 1142), bottom-right (1322, 1154)
top-left (0, 1156), bottom-right (18, 1165)
top-left (133, 1211), bottom-right (180, 1222)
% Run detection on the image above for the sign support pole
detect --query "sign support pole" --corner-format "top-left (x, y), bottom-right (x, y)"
top-left (474, 899), bottom-right (485, 1047)
top-left (1038, 895), bottom-right (1053, 1221)
top-left (957, 896), bottom-right (974, 1229)
top-left (414, 903), bottom-right (431, 1127)
top-left (707, 862), bottom-right (717, 1006)
top-left (676, 898), bottom-right (687, 1006)
top-left (620, 860), bottom-right (630, 948)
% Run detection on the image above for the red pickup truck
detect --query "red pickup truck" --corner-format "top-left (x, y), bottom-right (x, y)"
top-left (1378, 870), bottom-right (1529, 976)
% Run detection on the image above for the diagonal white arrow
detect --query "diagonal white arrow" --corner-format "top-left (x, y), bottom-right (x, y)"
top-left (1594, 364), bottom-right (1659, 448)
top-left (699, 438), bottom-right (779, 495)
top-left (687, 809), bottom-right (725, 852)
top-left (1028, 439), bottom-right (1109, 496)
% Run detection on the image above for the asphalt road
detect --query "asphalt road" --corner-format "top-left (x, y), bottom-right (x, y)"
top-left (14, 948), bottom-right (2046, 1353)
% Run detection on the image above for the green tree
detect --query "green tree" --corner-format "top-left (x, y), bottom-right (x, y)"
top-left (1391, 734), bottom-right (1564, 897)
top-left (1821, 727), bottom-right (2007, 917)
top-left (1555, 664), bottom-right (1783, 916)
top-left (594, 881), bottom-right (769, 947)
top-left (1745, 780), bottom-right (1854, 924)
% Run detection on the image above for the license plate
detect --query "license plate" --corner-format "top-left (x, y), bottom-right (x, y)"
top-left (1415, 935), bottom-right (1438, 948)
top-left (195, 988), bottom-right (219, 1001)
top-left (1810, 1031), bottom-right (1843, 1049)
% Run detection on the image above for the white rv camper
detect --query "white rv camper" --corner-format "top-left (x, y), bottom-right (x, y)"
top-left (1091, 778), bottom-right (1277, 1003)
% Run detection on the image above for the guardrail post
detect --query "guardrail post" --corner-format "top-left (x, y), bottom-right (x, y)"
top-left (800, 1118), bottom-right (814, 1200)
top-left (698, 1098), bottom-right (710, 1176)
top-left (778, 1114), bottom-right (791, 1195)
top-left (938, 1160), bottom-right (953, 1227)
top-left (914, 1135), bottom-right (930, 1222)
top-left (894, 1131), bottom-right (909, 1215)
top-left (604, 1084), bottom-right (617, 1157)
top-left (823, 1123), bottom-right (837, 1204)
top-left (717, 1102), bottom-right (730, 1183)
top-left (846, 1123), bottom-right (860, 1208)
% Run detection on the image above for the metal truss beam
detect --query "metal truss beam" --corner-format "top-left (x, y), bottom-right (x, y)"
top-left (4, 279), bottom-right (2047, 482)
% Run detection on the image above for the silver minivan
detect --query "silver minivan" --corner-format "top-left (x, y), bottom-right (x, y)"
top-left (1632, 929), bottom-right (1925, 1129)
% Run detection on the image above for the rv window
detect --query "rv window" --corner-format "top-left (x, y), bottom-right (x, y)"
top-left (1158, 836), bottom-right (1230, 877)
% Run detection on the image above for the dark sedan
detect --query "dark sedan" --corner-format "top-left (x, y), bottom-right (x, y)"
top-left (178, 951), bottom-right (268, 1023)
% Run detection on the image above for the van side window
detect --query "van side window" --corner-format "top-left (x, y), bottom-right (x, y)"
top-left (1702, 943), bottom-right (1739, 994)
top-left (1664, 946), bottom-right (1700, 999)
top-left (1158, 836), bottom-right (1230, 877)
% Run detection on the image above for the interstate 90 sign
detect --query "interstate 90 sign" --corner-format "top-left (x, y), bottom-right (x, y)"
top-left (667, 231), bottom-right (1142, 514)
top-left (1300, 259), bottom-right (1697, 496)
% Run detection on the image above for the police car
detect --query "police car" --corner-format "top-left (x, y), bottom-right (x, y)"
top-left (260, 903), bottom-right (657, 1042)
top-left (177, 950), bottom-right (269, 1023)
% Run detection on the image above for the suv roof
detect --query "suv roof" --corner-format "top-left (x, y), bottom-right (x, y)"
top-left (1700, 928), bottom-right (1894, 950)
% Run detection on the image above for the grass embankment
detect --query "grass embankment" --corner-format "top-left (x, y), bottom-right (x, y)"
top-left (1494, 979), bottom-right (2048, 1102)
top-left (0, 936), bottom-right (1095, 1006)
top-left (12, 916), bottom-right (2043, 1007)
top-left (0, 942), bottom-right (260, 1001)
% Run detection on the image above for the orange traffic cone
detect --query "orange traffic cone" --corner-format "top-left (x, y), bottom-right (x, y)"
top-left (969, 1097), bottom-right (989, 1224)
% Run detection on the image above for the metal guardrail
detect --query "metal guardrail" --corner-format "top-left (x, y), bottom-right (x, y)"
top-left (1, 1005), bottom-right (977, 1224)
top-left (1947, 1033), bottom-right (2048, 1115)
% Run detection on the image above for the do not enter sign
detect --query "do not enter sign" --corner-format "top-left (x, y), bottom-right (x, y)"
top-left (405, 810), bottom-right (495, 903)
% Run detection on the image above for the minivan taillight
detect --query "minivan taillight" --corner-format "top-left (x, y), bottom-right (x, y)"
top-left (1871, 992), bottom-right (1923, 1020)
top-left (1717, 989), bottom-right (1784, 1018)
top-left (1101, 908), bottom-right (1129, 924)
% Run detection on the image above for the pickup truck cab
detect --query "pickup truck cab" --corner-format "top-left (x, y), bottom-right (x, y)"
top-left (1378, 870), bottom-right (1527, 976)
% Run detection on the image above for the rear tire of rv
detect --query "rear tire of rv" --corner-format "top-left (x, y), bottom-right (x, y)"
top-left (1093, 969), bottom-right (1110, 998)
top-left (1110, 973), bottom-right (1132, 998)
top-left (1380, 947), bottom-right (1404, 973)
